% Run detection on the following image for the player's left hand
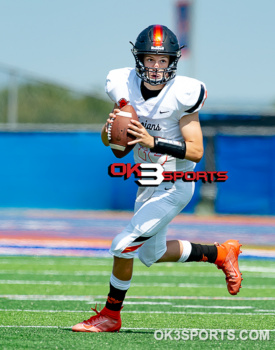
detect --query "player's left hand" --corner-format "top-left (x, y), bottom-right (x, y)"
top-left (104, 108), bottom-right (121, 133)
top-left (127, 119), bottom-right (154, 148)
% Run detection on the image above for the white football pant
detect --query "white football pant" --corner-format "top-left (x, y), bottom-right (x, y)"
top-left (109, 180), bottom-right (194, 266)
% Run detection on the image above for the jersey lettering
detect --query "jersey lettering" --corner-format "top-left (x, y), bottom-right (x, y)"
top-left (141, 120), bottom-right (162, 131)
top-left (137, 146), bottom-right (167, 166)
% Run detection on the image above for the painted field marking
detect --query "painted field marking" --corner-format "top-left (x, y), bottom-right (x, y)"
top-left (238, 266), bottom-right (275, 273)
top-left (0, 325), bottom-right (273, 333)
top-left (0, 270), bottom-right (274, 278)
top-left (125, 311), bottom-right (275, 316)
top-left (0, 258), bottom-right (274, 270)
top-left (0, 325), bottom-right (60, 328)
top-left (0, 301), bottom-right (259, 309)
top-left (256, 309), bottom-right (275, 312)
top-left (123, 303), bottom-right (253, 309)
top-left (172, 305), bottom-right (254, 309)
top-left (1, 295), bottom-right (275, 301)
top-left (1, 279), bottom-right (275, 290)
top-left (0, 309), bottom-right (274, 316)
top-left (0, 259), bottom-right (113, 266)
top-left (0, 295), bottom-right (272, 311)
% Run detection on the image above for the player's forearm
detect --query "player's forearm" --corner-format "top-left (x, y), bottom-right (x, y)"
top-left (184, 141), bottom-right (203, 163)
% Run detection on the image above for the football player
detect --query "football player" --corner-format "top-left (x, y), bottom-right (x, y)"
top-left (72, 24), bottom-right (242, 333)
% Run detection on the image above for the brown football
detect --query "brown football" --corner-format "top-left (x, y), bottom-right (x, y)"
top-left (108, 104), bottom-right (139, 158)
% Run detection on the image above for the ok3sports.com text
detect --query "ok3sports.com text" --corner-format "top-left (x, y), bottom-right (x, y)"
top-left (153, 329), bottom-right (271, 342)
top-left (108, 163), bottom-right (228, 186)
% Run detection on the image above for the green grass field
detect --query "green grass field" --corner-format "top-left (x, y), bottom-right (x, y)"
top-left (0, 256), bottom-right (274, 349)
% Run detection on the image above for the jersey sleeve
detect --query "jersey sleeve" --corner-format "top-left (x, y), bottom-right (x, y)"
top-left (175, 77), bottom-right (207, 118)
top-left (105, 68), bottom-right (132, 105)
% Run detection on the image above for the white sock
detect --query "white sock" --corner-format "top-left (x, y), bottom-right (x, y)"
top-left (110, 273), bottom-right (131, 291)
top-left (178, 240), bottom-right (192, 262)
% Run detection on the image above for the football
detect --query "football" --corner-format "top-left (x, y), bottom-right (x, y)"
top-left (108, 104), bottom-right (139, 158)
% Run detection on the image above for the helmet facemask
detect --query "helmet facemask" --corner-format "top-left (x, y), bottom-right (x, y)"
top-left (132, 49), bottom-right (181, 86)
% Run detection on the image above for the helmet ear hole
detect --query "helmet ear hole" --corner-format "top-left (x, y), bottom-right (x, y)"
top-left (137, 54), bottom-right (144, 65)
top-left (169, 56), bottom-right (176, 66)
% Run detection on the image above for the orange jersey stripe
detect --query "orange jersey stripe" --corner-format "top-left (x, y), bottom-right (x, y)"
top-left (122, 243), bottom-right (143, 253)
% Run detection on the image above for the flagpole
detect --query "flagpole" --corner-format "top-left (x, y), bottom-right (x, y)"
top-left (175, 0), bottom-right (195, 78)
top-left (189, 0), bottom-right (196, 79)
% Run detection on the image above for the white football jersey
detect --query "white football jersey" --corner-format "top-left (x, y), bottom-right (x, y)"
top-left (105, 68), bottom-right (207, 171)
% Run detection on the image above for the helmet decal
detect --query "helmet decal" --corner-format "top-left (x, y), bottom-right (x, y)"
top-left (152, 25), bottom-right (163, 47)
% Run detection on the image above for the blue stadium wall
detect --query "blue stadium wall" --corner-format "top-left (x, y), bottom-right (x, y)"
top-left (215, 134), bottom-right (275, 215)
top-left (0, 131), bottom-right (274, 215)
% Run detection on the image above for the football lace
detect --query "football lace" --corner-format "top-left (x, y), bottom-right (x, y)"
top-left (107, 118), bottom-right (114, 141)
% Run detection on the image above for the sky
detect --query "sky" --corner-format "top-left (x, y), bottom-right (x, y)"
top-left (0, 0), bottom-right (275, 110)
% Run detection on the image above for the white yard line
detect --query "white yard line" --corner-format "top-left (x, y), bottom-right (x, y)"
top-left (255, 309), bottom-right (275, 312)
top-left (1, 294), bottom-right (275, 301)
top-left (0, 309), bottom-right (86, 313)
top-left (122, 301), bottom-right (172, 305)
top-left (238, 266), bottom-right (275, 273)
top-left (0, 258), bottom-right (274, 270)
top-left (124, 311), bottom-right (275, 316)
top-left (172, 305), bottom-right (254, 309)
top-left (0, 325), bottom-right (60, 328)
top-left (0, 259), bottom-right (113, 266)
top-left (0, 309), bottom-right (274, 316)
top-left (123, 303), bottom-right (255, 308)
top-left (0, 270), bottom-right (274, 278)
top-left (0, 325), bottom-right (273, 332)
top-left (0, 295), bottom-right (271, 309)
top-left (0, 301), bottom-right (260, 308)
top-left (0, 279), bottom-right (275, 289)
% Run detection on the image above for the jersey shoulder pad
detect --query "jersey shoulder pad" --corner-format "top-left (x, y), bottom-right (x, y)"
top-left (105, 68), bottom-right (134, 105)
top-left (174, 76), bottom-right (207, 115)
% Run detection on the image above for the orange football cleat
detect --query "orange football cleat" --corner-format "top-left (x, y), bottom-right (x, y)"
top-left (215, 240), bottom-right (243, 295)
top-left (72, 305), bottom-right (121, 333)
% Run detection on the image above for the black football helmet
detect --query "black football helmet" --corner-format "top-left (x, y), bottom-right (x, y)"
top-left (130, 25), bottom-right (183, 86)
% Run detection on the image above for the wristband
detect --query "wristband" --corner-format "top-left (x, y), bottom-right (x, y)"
top-left (151, 137), bottom-right (186, 159)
